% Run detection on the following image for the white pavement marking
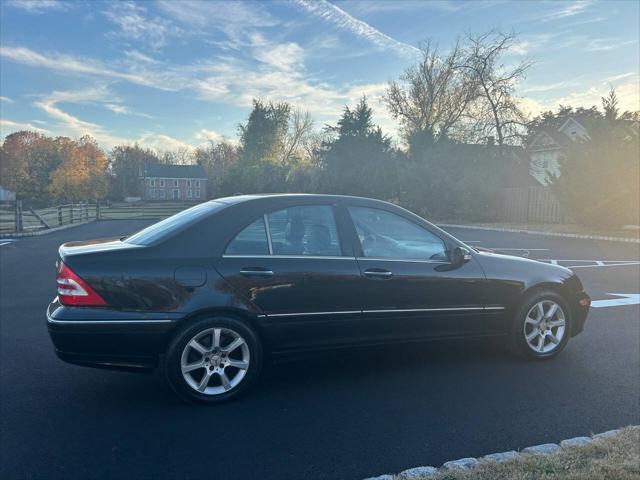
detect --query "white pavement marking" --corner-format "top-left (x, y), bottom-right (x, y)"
top-left (0, 242), bottom-right (13, 247)
top-left (569, 262), bottom-right (640, 269)
top-left (489, 248), bottom-right (550, 251)
top-left (591, 294), bottom-right (640, 308)
top-left (538, 260), bottom-right (640, 269)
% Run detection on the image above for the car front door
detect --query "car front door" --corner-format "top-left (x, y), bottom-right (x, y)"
top-left (215, 203), bottom-right (364, 352)
top-left (345, 205), bottom-right (504, 342)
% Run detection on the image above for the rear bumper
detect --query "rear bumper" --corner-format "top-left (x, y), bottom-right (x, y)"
top-left (570, 291), bottom-right (590, 337)
top-left (47, 299), bottom-right (180, 372)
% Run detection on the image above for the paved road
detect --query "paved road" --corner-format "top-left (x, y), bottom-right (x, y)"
top-left (1, 220), bottom-right (638, 480)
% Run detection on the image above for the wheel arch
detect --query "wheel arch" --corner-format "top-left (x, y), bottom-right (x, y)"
top-left (162, 307), bottom-right (271, 353)
top-left (516, 281), bottom-right (576, 334)
top-left (521, 281), bottom-right (572, 302)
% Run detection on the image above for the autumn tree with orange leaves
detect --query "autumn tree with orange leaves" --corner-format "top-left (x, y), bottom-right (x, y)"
top-left (0, 131), bottom-right (107, 202)
top-left (49, 135), bottom-right (107, 201)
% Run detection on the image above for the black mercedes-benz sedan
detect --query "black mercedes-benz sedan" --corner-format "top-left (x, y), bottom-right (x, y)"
top-left (47, 194), bottom-right (590, 403)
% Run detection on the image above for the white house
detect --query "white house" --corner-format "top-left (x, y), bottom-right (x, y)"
top-left (527, 117), bottom-right (590, 186)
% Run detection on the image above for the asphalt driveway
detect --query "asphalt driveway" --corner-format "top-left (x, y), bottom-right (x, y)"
top-left (1, 220), bottom-right (638, 480)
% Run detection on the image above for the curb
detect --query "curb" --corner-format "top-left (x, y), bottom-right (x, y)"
top-left (364, 427), bottom-right (633, 479)
top-left (0, 220), bottom-right (96, 238)
top-left (438, 223), bottom-right (640, 244)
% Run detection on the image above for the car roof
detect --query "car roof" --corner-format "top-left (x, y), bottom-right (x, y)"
top-left (212, 193), bottom-right (385, 205)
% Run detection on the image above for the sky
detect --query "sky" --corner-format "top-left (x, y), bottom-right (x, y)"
top-left (0, 0), bottom-right (639, 151)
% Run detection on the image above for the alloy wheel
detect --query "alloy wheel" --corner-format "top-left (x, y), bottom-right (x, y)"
top-left (523, 300), bottom-right (566, 354)
top-left (180, 327), bottom-right (250, 395)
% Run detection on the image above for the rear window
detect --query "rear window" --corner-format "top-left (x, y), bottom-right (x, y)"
top-left (124, 201), bottom-right (223, 246)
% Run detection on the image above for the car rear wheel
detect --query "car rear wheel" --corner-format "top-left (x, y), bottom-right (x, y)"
top-left (511, 290), bottom-right (571, 359)
top-left (165, 316), bottom-right (262, 403)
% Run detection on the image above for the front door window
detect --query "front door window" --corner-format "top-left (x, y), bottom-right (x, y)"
top-left (348, 207), bottom-right (447, 261)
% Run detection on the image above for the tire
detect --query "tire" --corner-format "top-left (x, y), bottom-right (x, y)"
top-left (510, 290), bottom-right (571, 360)
top-left (165, 316), bottom-right (262, 404)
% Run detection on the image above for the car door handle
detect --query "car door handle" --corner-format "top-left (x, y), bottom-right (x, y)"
top-left (239, 268), bottom-right (274, 277)
top-left (364, 269), bottom-right (393, 278)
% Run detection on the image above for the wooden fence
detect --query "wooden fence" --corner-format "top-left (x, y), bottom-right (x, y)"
top-left (0, 190), bottom-right (566, 235)
top-left (0, 201), bottom-right (199, 235)
top-left (503, 186), bottom-right (565, 223)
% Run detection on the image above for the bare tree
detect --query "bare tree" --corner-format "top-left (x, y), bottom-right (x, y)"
top-left (384, 40), bottom-right (478, 150)
top-left (159, 147), bottom-right (194, 165)
top-left (194, 140), bottom-right (239, 198)
top-left (459, 30), bottom-right (532, 145)
top-left (281, 108), bottom-right (314, 165)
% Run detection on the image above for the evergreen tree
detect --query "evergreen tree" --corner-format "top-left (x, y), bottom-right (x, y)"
top-left (320, 97), bottom-right (398, 199)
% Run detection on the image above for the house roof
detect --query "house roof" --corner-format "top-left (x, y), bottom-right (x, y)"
top-left (528, 128), bottom-right (574, 150)
top-left (140, 164), bottom-right (207, 179)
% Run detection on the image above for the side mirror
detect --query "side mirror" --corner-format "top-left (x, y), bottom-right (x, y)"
top-left (450, 246), bottom-right (471, 266)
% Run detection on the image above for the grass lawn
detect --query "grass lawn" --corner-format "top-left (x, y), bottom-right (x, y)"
top-left (397, 426), bottom-right (639, 480)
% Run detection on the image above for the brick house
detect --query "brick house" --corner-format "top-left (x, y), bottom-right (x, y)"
top-left (139, 164), bottom-right (208, 201)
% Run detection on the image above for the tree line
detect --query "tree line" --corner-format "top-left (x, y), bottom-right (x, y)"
top-left (0, 31), bottom-right (638, 227)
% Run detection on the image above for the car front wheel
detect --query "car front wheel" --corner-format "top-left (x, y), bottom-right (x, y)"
top-left (165, 316), bottom-right (262, 404)
top-left (511, 291), bottom-right (571, 359)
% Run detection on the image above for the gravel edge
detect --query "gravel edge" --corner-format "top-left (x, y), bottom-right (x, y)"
top-left (364, 427), bottom-right (635, 480)
top-left (437, 223), bottom-right (640, 244)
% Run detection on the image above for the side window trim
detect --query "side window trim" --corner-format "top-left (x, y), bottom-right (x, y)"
top-left (263, 214), bottom-right (274, 255)
top-left (356, 256), bottom-right (449, 264)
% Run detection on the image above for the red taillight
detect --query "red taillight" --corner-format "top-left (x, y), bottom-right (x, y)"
top-left (56, 261), bottom-right (107, 307)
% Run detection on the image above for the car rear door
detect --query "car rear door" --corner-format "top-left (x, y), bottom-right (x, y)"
top-left (215, 202), bottom-right (364, 352)
top-left (344, 204), bottom-right (503, 341)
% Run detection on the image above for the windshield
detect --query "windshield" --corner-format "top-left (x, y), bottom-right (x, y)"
top-left (124, 202), bottom-right (223, 246)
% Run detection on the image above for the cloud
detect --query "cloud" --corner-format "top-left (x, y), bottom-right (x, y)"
top-left (25, 86), bottom-right (195, 150)
top-left (156, 0), bottom-right (278, 48)
top-left (292, 0), bottom-right (420, 58)
top-left (0, 46), bottom-right (180, 91)
top-left (602, 72), bottom-right (638, 83)
top-left (252, 38), bottom-right (305, 72)
top-left (522, 80), bottom-right (580, 93)
top-left (136, 132), bottom-right (195, 152)
top-left (0, 36), bottom-right (395, 135)
top-left (0, 96), bottom-right (15, 103)
top-left (0, 118), bottom-right (49, 136)
top-left (103, 1), bottom-right (184, 50)
top-left (337, 0), bottom-right (465, 15)
top-left (562, 16), bottom-right (606, 28)
top-left (586, 39), bottom-right (637, 52)
top-left (195, 129), bottom-right (227, 143)
top-left (157, 0), bottom-right (277, 29)
top-left (540, 0), bottom-right (593, 22)
top-left (4, 0), bottom-right (68, 14)
top-left (104, 103), bottom-right (155, 119)
top-left (123, 50), bottom-right (161, 64)
top-left (521, 80), bottom-right (640, 116)
top-left (194, 48), bottom-right (396, 133)
top-left (34, 88), bottom-right (105, 133)
top-left (32, 87), bottom-right (143, 147)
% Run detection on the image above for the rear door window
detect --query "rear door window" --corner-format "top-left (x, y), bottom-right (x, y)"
top-left (225, 218), bottom-right (269, 255)
top-left (265, 206), bottom-right (342, 256)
